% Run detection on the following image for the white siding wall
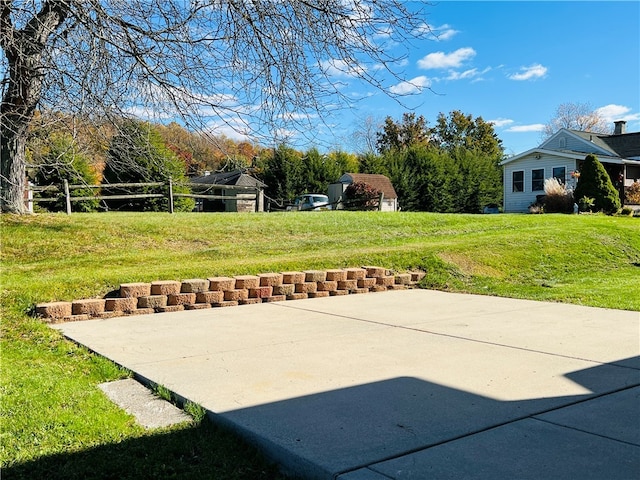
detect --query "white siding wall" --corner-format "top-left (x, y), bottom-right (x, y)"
top-left (544, 132), bottom-right (607, 155)
top-left (503, 154), bottom-right (578, 212)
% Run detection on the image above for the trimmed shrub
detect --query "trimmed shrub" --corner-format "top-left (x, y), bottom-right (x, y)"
top-left (574, 155), bottom-right (621, 214)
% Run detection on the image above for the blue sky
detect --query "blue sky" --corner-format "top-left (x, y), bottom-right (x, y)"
top-left (311, 1), bottom-right (640, 156)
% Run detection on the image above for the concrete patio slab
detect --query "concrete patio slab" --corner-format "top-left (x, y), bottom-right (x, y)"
top-left (54, 289), bottom-right (640, 480)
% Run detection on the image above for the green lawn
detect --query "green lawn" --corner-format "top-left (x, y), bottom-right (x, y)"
top-left (2, 211), bottom-right (639, 478)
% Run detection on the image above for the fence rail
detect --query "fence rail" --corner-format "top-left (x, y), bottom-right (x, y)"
top-left (27, 180), bottom-right (262, 214)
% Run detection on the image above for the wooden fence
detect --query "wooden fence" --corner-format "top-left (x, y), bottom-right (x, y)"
top-left (27, 180), bottom-right (262, 214)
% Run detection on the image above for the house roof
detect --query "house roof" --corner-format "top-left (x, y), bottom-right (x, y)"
top-left (191, 169), bottom-right (266, 188)
top-left (502, 127), bottom-right (640, 166)
top-left (338, 173), bottom-right (398, 199)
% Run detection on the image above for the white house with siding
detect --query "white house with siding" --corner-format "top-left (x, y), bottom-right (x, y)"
top-left (501, 121), bottom-right (640, 212)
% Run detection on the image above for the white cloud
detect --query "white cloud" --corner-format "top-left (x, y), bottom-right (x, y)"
top-left (417, 47), bottom-right (476, 70)
top-left (321, 59), bottom-right (366, 78)
top-left (508, 64), bottom-right (548, 81)
top-left (596, 104), bottom-right (640, 123)
top-left (506, 124), bottom-right (545, 132)
top-left (488, 118), bottom-right (515, 128)
top-left (415, 23), bottom-right (459, 41)
top-left (445, 66), bottom-right (491, 81)
top-left (389, 76), bottom-right (431, 95)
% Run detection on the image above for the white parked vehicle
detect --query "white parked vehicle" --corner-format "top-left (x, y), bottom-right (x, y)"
top-left (287, 194), bottom-right (332, 211)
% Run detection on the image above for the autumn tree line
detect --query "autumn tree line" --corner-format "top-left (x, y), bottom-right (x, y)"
top-left (27, 110), bottom-right (504, 213)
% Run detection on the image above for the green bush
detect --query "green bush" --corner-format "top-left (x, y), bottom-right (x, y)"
top-left (32, 134), bottom-right (99, 212)
top-left (578, 196), bottom-right (595, 213)
top-left (574, 155), bottom-right (621, 214)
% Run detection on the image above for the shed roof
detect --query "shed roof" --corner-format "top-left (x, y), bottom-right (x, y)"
top-left (338, 173), bottom-right (397, 199)
top-left (191, 169), bottom-right (266, 188)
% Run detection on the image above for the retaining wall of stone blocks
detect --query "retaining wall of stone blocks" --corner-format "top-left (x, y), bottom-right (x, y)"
top-left (35, 267), bottom-right (426, 323)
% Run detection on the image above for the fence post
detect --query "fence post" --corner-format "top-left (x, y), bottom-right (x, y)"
top-left (168, 179), bottom-right (174, 214)
top-left (64, 180), bottom-right (72, 215)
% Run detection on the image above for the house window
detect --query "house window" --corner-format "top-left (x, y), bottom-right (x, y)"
top-left (552, 166), bottom-right (566, 184)
top-left (532, 169), bottom-right (544, 191)
top-left (512, 170), bottom-right (524, 192)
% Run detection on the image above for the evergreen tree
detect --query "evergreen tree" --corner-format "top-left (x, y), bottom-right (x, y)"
top-left (574, 154), bottom-right (621, 214)
top-left (102, 120), bottom-right (193, 211)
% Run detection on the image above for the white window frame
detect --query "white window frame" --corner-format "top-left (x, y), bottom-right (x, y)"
top-left (512, 170), bottom-right (525, 193)
top-left (531, 168), bottom-right (545, 191)
top-left (552, 166), bottom-right (567, 184)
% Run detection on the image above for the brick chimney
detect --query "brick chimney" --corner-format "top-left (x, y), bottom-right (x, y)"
top-left (613, 120), bottom-right (627, 135)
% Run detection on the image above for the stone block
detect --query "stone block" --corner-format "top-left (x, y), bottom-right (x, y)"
top-left (273, 284), bottom-right (295, 296)
top-left (195, 291), bottom-right (224, 304)
top-left (337, 279), bottom-right (358, 291)
top-left (357, 278), bottom-right (376, 288)
top-left (72, 298), bottom-right (106, 316)
top-left (150, 280), bottom-right (181, 296)
top-left (240, 298), bottom-right (262, 305)
top-left (138, 295), bottom-right (168, 309)
top-left (181, 279), bottom-right (209, 293)
top-left (263, 295), bottom-right (286, 303)
top-left (287, 293), bottom-right (308, 300)
top-left (364, 266), bottom-right (387, 278)
top-left (234, 275), bottom-right (260, 290)
top-left (370, 285), bottom-right (387, 293)
top-left (130, 308), bottom-right (155, 315)
top-left (213, 300), bottom-right (239, 308)
top-left (105, 297), bottom-right (138, 312)
top-left (96, 311), bottom-right (121, 319)
top-left (352, 288), bottom-right (370, 294)
top-left (304, 270), bottom-right (326, 282)
top-left (249, 286), bottom-right (273, 298)
top-left (376, 275), bottom-right (395, 287)
top-left (325, 269), bottom-right (347, 282)
top-left (395, 273), bottom-right (412, 285)
top-left (168, 293), bottom-right (196, 306)
top-left (120, 283), bottom-right (151, 298)
top-left (308, 291), bottom-right (330, 298)
top-left (411, 271), bottom-right (426, 282)
top-left (63, 314), bottom-right (91, 322)
top-left (330, 290), bottom-right (349, 296)
top-left (345, 268), bottom-right (367, 280)
top-left (295, 282), bottom-right (317, 293)
top-left (157, 305), bottom-right (185, 313)
top-left (36, 301), bottom-right (72, 319)
top-left (281, 271), bottom-right (305, 284)
top-left (185, 303), bottom-right (211, 310)
top-left (259, 273), bottom-right (283, 286)
top-left (317, 280), bottom-right (338, 292)
top-left (388, 284), bottom-right (408, 290)
top-left (224, 289), bottom-right (249, 302)
top-left (208, 277), bottom-right (236, 291)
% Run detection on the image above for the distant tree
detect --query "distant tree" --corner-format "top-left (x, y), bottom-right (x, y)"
top-left (543, 102), bottom-right (610, 139)
top-left (574, 154), bottom-right (621, 214)
top-left (376, 113), bottom-right (430, 153)
top-left (351, 115), bottom-right (382, 154)
top-left (32, 133), bottom-right (99, 212)
top-left (102, 120), bottom-right (193, 212)
top-left (257, 145), bottom-right (305, 205)
top-left (431, 111), bottom-right (504, 162)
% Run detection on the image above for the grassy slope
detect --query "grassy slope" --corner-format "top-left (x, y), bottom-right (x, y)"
top-left (1, 212), bottom-right (639, 478)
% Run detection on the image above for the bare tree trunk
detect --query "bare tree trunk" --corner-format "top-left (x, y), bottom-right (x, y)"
top-left (1, 0), bottom-right (69, 213)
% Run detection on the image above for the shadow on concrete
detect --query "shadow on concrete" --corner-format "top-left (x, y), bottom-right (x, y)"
top-left (6, 357), bottom-right (639, 480)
